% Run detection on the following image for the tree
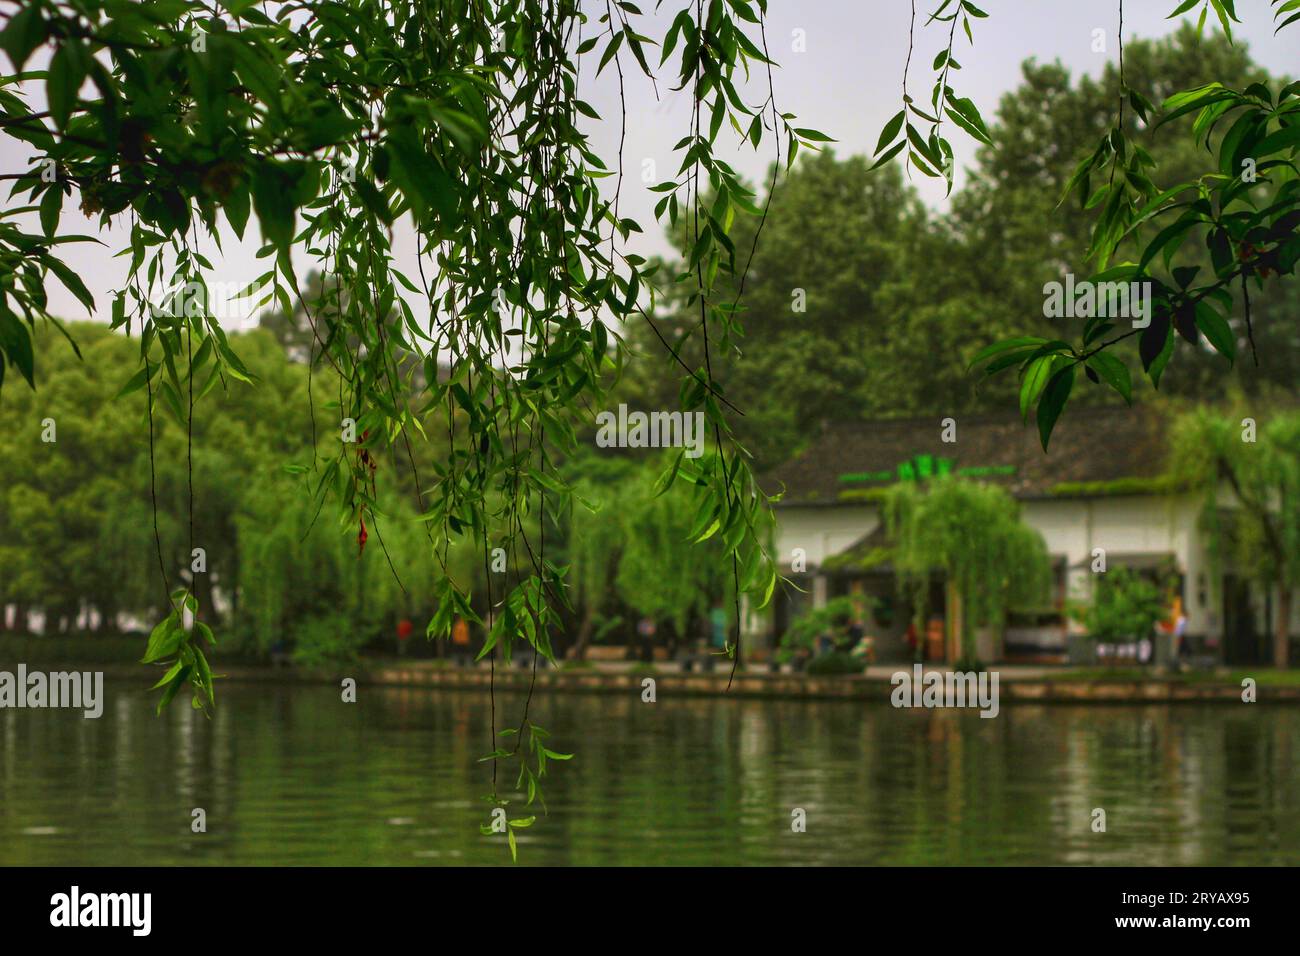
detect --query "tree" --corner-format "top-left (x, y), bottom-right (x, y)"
top-left (1, 0), bottom-right (816, 847)
top-left (952, 27), bottom-right (1300, 404)
top-left (623, 26), bottom-right (1300, 474)
top-left (563, 453), bottom-right (635, 661)
top-left (0, 321), bottom-right (445, 656)
top-left (630, 153), bottom-right (936, 466)
top-left (958, 8), bottom-right (1300, 451)
top-left (613, 459), bottom-right (727, 642)
top-left (562, 450), bottom-right (729, 659)
top-left (1172, 405), bottom-right (1300, 667)
top-left (1081, 566), bottom-right (1167, 644)
top-left (884, 478), bottom-right (1051, 667)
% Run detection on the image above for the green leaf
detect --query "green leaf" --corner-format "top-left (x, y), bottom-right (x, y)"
top-left (1018, 355), bottom-right (1054, 421)
top-left (149, 659), bottom-right (186, 691)
top-left (114, 363), bottom-right (157, 399)
top-left (155, 667), bottom-right (189, 716)
top-left (38, 186), bottom-right (61, 239)
top-left (1254, 122), bottom-right (1300, 157)
top-left (0, 306), bottom-right (35, 388)
top-left (967, 336), bottom-right (1047, 371)
top-left (386, 129), bottom-right (458, 223)
top-left (1085, 351), bottom-right (1132, 403)
top-left (225, 182), bottom-right (250, 240)
top-left (46, 38), bottom-right (86, 130)
top-left (1193, 301), bottom-right (1235, 362)
top-left (793, 127), bottom-right (835, 143)
top-left (251, 161), bottom-right (297, 254)
top-left (0, 4), bottom-right (48, 72)
top-left (1036, 364), bottom-right (1075, 451)
top-left (142, 616), bottom-right (184, 664)
top-left (45, 257), bottom-right (94, 314)
top-left (874, 110), bottom-right (905, 155)
top-left (598, 31), bottom-right (624, 75)
top-left (193, 646), bottom-right (215, 704)
top-left (870, 139), bottom-right (906, 170)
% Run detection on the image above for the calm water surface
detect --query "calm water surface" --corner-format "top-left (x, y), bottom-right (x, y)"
top-left (2, 676), bottom-right (1298, 865)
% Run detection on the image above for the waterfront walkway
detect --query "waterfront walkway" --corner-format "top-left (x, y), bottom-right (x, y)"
top-left (203, 658), bottom-right (1300, 703)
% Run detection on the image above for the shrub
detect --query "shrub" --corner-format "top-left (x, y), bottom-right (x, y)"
top-left (778, 595), bottom-right (871, 662)
top-left (1082, 567), bottom-right (1167, 643)
top-left (806, 651), bottom-right (865, 676)
top-left (290, 613), bottom-right (370, 668)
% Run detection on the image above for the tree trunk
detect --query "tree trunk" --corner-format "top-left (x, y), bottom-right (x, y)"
top-left (1275, 583), bottom-right (1292, 670)
top-left (568, 604), bottom-right (595, 661)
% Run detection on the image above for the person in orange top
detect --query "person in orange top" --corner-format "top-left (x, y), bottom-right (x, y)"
top-left (451, 616), bottom-right (471, 667)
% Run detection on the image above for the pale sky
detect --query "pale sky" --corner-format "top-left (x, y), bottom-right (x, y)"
top-left (4, 0), bottom-right (1297, 326)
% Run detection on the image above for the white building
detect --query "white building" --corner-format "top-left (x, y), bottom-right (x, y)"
top-left (753, 407), bottom-right (1294, 665)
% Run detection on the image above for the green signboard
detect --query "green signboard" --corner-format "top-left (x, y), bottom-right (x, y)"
top-left (838, 455), bottom-right (1015, 485)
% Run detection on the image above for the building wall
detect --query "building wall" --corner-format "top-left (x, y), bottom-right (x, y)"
top-left (1021, 493), bottom-right (1216, 638)
top-left (765, 488), bottom-right (1300, 662)
top-left (765, 492), bottom-right (1224, 651)
top-left (774, 505), bottom-right (880, 571)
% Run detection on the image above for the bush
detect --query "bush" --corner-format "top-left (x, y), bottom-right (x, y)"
top-left (805, 651), bottom-right (864, 676)
top-left (1080, 566), bottom-right (1167, 643)
top-left (778, 596), bottom-right (872, 662)
top-left (0, 634), bottom-right (143, 665)
top-left (290, 613), bottom-right (370, 668)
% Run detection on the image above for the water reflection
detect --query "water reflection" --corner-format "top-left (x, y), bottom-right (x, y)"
top-left (0, 676), bottom-right (1297, 865)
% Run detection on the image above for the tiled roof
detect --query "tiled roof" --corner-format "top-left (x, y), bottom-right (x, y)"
top-left (763, 405), bottom-right (1171, 506)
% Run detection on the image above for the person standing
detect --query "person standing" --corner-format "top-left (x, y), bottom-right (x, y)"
top-left (636, 616), bottom-right (657, 663)
top-left (452, 616), bottom-right (471, 667)
top-left (1173, 596), bottom-right (1190, 664)
top-left (709, 605), bottom-right (728, 650)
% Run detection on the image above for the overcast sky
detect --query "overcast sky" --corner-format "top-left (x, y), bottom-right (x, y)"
top-left (5, 0), bottom-right (1297, 326)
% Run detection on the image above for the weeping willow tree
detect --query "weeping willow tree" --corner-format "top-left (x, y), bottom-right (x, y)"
top-left (566, 452), bottom-right (731, 657)
top-left (1171, 405), bottom-right (1300, 668)
top-left (234, 466), bottom-right (437, 665)
top-left (884, 478), bottom-right (1051, 667)
top-left (0, 0), bottom-right (815, 854)
top-left (614, 459), bottom-right (730, 642)
top-left (565, 455), bottom-right (634, 660)
top-left (8, 0), bottom-right (1293, 858)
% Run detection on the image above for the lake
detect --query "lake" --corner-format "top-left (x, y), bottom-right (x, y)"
top-left (2, 678), bottom-right (1297, 865)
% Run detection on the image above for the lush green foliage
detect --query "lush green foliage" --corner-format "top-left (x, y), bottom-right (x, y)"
top-left (621, 28), bottom-right (1300, 470)
top-left (0, 323), bottom-right (735, 663)
top-left (565, 450), bottom-right (733, 654)
top-left (0, 323), bottom-right (438, 662)
top-left (1171, 404), bottom-right (1300, 666)
top-left (884, 478), bottom-right (1051, 665)
top-left (804, 650), bottom-right (863, 676)
top-left (0, 0), bottom-right (829, 848)
top-left (956, 4), bottom-right (1300, 448)
top-left (4, 0), bottom-right (1299, 855)
top-left (776, 595), bottom-right (861, 662)
top-left (1079, 566), bottom-right (1167, 643)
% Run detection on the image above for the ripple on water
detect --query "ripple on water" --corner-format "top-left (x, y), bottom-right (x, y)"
top-left (1, 686), bottom-right (1298, 864)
